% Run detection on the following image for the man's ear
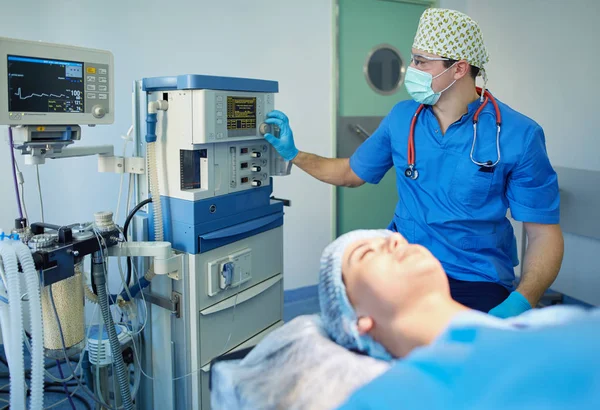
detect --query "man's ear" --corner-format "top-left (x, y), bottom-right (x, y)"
top-left (357, 316), bottom-right (374, 335)
top-left (454, 60), bottom-right (471, 80)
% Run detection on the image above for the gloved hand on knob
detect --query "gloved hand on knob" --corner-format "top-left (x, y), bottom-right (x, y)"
top-left (263, 110), bottom-right (299, 161)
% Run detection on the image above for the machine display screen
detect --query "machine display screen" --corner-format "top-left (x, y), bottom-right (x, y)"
top-left (227, 96), bottom-right (256, 130)
top-left (7, 55), bottom-right (84, 113)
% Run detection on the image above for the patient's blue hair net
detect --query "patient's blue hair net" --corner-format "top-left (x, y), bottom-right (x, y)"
top-left (318, 229), bottom-right (394, 361)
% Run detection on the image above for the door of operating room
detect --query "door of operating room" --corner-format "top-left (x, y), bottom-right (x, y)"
top-left (335, 0), bottom-right (432, 235)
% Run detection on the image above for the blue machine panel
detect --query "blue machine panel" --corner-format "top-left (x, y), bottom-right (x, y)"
top-left (142, 74), bottom-right (278, 93)
top-left (149, 185), bottom-right (284, 254)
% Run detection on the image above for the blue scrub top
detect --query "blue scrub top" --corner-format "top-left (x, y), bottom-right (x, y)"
top-left (349, 94), bottom-right (559, 289)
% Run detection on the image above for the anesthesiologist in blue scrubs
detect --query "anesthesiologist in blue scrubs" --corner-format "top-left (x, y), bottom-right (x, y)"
top-left (264, 8), bottom-right (564, 317)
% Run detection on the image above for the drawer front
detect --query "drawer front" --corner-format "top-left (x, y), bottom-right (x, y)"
top-left (199, 275), bottom-right (282, 366)
top-left (198, 212), bottom-right (283, 253)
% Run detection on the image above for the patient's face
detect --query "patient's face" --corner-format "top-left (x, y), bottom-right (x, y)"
top-left (341, 233), bottom-right (447, 320)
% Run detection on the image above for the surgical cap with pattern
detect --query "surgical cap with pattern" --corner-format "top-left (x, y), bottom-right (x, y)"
top-left (318, 229), bottom-right (394, 361)
top-left (413, 8), bottom-right (489, 84)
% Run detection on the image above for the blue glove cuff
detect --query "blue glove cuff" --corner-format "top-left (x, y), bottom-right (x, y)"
top-left (488, 291), bottom-right (532, 319)
top-left (285, 148), bottom-right (299, 161)
top-left (510, 291), bottom-right (532, 311)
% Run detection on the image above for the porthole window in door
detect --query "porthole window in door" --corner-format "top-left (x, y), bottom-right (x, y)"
top-left (364, 44), bottom-right (405, 95)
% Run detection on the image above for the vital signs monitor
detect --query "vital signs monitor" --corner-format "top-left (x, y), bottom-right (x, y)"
top-left (0, 37), bottom-right (114, 125)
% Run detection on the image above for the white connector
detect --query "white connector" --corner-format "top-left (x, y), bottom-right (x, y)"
top-left (147, 100), bottom-right (169, 114)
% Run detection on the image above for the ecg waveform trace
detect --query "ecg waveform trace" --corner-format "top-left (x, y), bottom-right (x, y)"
top-left (8, 56), bottom-right (85, 113)
top-left (14, 88), bottom-right (68, 100)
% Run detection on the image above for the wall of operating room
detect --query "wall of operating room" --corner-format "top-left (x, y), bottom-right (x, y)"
top-left (441, 0), bottom-right (600, 305)
top-left (0, 0), bottom-right (335, 292)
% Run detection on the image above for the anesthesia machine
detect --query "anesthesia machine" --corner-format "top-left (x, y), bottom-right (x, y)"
top-left (0, 35), bottom-right (290, 410)
top-left (135, 75), bottom-right (289, 409)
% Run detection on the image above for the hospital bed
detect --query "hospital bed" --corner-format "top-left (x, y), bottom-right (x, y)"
top-left (209, 314), bottom-right (390, 410)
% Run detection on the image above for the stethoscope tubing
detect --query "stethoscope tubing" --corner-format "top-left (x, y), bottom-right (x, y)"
top-left (406, 87), bottom-right (502, 180)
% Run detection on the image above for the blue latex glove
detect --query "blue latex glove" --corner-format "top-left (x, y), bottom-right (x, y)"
top-left (264, 110), bottom-right (299, 161)
top-left (488, 291), bottom-right (532, 319)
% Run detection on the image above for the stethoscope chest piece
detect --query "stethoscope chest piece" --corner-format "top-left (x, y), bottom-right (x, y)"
top-left (404, 166), bottom-right (419, 180)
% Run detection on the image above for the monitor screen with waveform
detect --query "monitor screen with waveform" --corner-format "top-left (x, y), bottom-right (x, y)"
top-left (7, 55), bottom-right (85, 113)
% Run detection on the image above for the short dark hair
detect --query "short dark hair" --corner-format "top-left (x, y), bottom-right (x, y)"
top-left (444, 59), bottom-right (479, 80)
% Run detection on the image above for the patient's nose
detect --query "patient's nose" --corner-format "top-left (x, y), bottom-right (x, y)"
top-left (387, 233), bottom-right (408, 252)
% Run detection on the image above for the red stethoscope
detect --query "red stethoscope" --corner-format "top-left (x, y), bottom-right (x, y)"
top-left (405, 87), bottom-right (502, 180)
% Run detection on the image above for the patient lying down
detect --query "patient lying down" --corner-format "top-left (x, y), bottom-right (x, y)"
top-left (211, 230), bottom-right (591, 410)
top-left (318, 229), bottom-right (597, 361)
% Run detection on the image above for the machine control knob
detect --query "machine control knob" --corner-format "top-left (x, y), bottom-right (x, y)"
top-left (28, 234), bottom-right (56, 251)
top-left (92, 105), bottom-right (106, 118)
top-left (259, 123), bottom-right (280, 138)
top-left (251, 166), bottom-right (261, 172)
top-left (251, 152), bottom-right (261, 158)
top-left (251, 180), bottom-right (262, 187)
top-left (259, 123), bottom-right (271, 135)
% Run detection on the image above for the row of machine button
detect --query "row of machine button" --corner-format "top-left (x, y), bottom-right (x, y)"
top-left (86, 67), bottom-right (107, 75)
top-left (86, 76), bottom-right (108, 83)
top-left (87, 93), bottom-right (108, 100)
top-left (87, 84), bottom-right (108, 91)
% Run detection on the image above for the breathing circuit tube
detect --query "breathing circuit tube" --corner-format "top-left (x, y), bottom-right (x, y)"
top-left (13, 240), bottom-right (45, 410)
top-left (146, 142), bottom-right (164, 243)
top-left (92, 253), bottom-right (133, 410)
top-left (110, 100), bottom-right (168, 303)
top-left (0, 240), bottom-right (25, 410)
top-left (105, 101), bottom-right (165, 305)
top-left (145, 100), bottom-right (167, 245)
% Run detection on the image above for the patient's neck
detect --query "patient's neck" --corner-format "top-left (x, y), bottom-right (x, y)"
top-left (383, 294), bottom-right (468, 358)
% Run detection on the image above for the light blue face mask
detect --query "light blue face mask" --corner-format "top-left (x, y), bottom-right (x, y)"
top-left (404, 64), bottom-right (457, 105)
